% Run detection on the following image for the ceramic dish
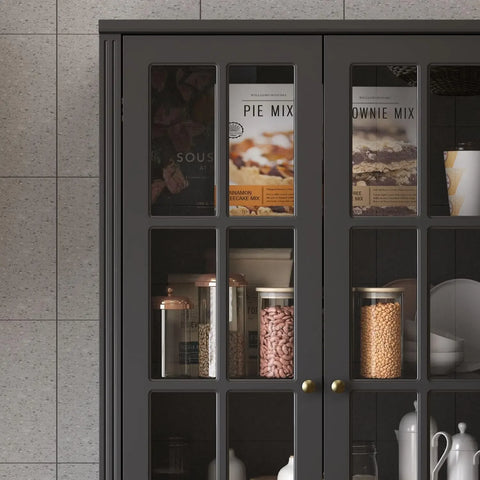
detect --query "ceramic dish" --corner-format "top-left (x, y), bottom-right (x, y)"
top-left (430, 278), bottom-right (480, 372)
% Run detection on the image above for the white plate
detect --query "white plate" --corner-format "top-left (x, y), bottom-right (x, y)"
top-left (430, 278), bottom-right (480, 372)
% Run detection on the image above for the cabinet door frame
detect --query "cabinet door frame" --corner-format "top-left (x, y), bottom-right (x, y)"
top-left (116, 34), bottom-right (323, 480)
top-left (324, 34), bottom-right (480, 480)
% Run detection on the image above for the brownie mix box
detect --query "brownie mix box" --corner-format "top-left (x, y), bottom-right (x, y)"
top-left (229, 83), bottom-right (295, 216)
top-left (352, 87), bottom-right (417, 216)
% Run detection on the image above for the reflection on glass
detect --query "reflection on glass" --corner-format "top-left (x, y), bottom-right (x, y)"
top-left (430, 392), bottom-right (480, 480)
top-left (429, 229), bottom-right (480, 379)
top-left (228, 66), bottom-right (295, 216)
top-left (151, 229), bottom-right (216, 379)
top-left (351, 392), bottom-right (417, 480)
top-left (227, 392), bottom-right (294, 479)
top-left (151, 392), bottom-right (215, 480)
top-left (351, 229), bottom-right (417, 379)
top-left (150, 65), bottom-right (216, 216)
top-left (429, 66), bottom-right (480, 216)
top-left (351, 65), bottom-right (417, 217)
top-left (228, 229), bottom-right (294, 378)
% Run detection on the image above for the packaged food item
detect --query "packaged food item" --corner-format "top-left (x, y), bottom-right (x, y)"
top-left (229, 66), bottom-right (294, 216)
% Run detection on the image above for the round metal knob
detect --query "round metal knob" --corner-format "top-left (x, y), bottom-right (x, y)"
top-left (302, 379), bottom-right (316, 393)
top-left (331, 379), bottom-right (346, 393)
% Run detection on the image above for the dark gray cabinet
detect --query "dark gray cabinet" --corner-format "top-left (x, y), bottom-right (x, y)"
top-left (102, 21), bottom-right (480, 480)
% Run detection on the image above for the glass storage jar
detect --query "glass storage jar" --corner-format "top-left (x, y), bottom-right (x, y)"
top-left (353, 287), bottom-right (404, 379)
top-left (195, 274), bottom-right (247, 378)
top-left (257, 287), bottom-right (294, 378)
top-left (152, 288), bottom-right (194, 378)
top-left (351, 441), bottom-right (378, 480)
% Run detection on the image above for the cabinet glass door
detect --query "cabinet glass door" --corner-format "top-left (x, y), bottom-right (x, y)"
top-left (325, 35), bottom-right (480, 480)
top-left (122, 35), bottom-right (323, 480)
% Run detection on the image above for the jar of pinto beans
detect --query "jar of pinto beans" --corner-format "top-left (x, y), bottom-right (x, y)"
top-left (353, 287), bottom-right (404, 379)
top-left (257, 287), bottom-right (294, 379)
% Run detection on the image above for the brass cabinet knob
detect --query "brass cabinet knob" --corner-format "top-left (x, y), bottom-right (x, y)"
top-left (302, 379), bottom-right (316, 393)
top-left (331, 379), bottom-right (346, 393)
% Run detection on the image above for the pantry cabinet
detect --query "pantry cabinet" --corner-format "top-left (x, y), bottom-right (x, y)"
top-left (101, 21), bottom-right (480, 480)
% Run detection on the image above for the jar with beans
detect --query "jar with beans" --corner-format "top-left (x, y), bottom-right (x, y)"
top-left (353, 287), bottom-right (404, 379)
top-left (196, 274), bottom-right (247, 378)
top-left (257, 287), bottom-right (294, 379)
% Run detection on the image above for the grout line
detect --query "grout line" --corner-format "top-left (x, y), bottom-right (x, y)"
top-left (199, 0), bottom-right (202, 19)
top-left (343, 0), bottom-right (346, 20)
top-left (55, 0), bottom-right (59, 476)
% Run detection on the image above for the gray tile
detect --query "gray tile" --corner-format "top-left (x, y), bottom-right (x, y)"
top-left (58, 464), bottom-right (99, 480)
top-left (202, 0), bottom-right (342, 19)
top-left (58, 322), bottom-right (99, 462)
top-left (59, 0), bottom-right (200, 34)
top-left (58, 35), bottom-right (99, 177)
top-left (0, 36), bottom-right (56, 176)
top-left (58, 179), bottom-right (99, 320)
top-left (345, 0), bottom-right (480, 19)
top-left (0, 322), bottom-right (56, 462)
top-left (0, 1), bottom-right (56, 34)
top-left (0, 179), bottom-right (56, 319)
top-left (0, 464), bottom-right (56, 480)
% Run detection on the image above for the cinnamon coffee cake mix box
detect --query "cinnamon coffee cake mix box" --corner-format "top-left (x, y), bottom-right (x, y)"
top-left (352, 87), bottom-right (417, 216)
top-left (229, 82), bottom-right (295, 216)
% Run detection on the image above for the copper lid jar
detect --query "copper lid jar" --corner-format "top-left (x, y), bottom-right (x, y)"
top-left (152, 288), bottom-right (194, 378)
top-left (195, 274), bottom-right (247, 378)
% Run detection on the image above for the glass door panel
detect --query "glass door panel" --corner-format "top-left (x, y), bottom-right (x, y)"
top-left (150, 65), bottom-right (216, 216)
top-left (351, 228), bottom-right (417, 379)
top-left (429, 66), bottom-right (480, 216)
top-left (429, 228), bottom-right (480, 379)
top-left (228, 66), bottom-right (295, 217)
top-left (150, 392), bottom-right (216, 480)
top-left (351, 392), bottom-right (417, 480)
top-left (228, 228), bottom-right (294, 379)
top-left (351, 65), bottom-right (418, 217)
top-left (150, 229), bottom-right (216, 379)
top-left (228, 392), bottom-right (294, 479)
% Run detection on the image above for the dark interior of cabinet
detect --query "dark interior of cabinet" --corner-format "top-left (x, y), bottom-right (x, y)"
top-left (228, 392), bottom-right (294, 479)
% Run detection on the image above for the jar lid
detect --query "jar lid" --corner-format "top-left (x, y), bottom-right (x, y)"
top-left (256, 287), bottom-right (294, 293)
top-left (353, 287), bottom-right (404, 293)
top-left (352, 441), bottom-right (376, 454)
top-left (195, 273), bottom-right (247, 287)
top-left (451, 423), bottom-right (478, 451)
top-left (152, 288), bottom-right (192, 310)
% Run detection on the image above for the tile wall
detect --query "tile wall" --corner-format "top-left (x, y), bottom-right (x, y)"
top-left (0, 1), bottom-right (479, 479)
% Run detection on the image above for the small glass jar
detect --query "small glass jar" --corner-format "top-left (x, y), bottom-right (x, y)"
top-left (152, 288), bottom-right (194, 378)
top-left (196, 274), bottom-right (247, 378)
top-left (257, 287), bottom-right (294, 379)
top-left (353, 287), bottom-right (403, 379)
top-left (352, 441), bottom-right (378, 479)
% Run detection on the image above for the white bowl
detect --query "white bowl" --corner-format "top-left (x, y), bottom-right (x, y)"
top-left (430, 351), bottom-right (464, 375)
top-left (431, 330), bottom-right (464, 353)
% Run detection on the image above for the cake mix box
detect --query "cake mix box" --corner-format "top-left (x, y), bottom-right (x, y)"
top-left (352, 87), bottom-right (417, 216)
top-left (229, 83), bottom-right (294, 216)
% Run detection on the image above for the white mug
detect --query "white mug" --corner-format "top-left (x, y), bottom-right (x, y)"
top-left (431, 431), bottom-right (452, 480)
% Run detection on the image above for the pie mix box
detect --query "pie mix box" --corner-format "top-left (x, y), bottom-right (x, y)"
top-left (229, 83), bottom-right (295, 216)
top-left (352, 86), bottom-right (417, 216)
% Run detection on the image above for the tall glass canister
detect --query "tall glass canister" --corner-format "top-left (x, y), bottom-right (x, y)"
top-left (257, 287), bottom-right (294, 379)
top-left (353, 288), bottom-right (404, 379)
top-left (152, 287), bottom-right (194, 378)
top-left (196, 274), bottom-right (248, 378)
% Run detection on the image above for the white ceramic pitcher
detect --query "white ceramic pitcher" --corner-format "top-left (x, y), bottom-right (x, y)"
top-left (395, 401), bottom-right (439, 480)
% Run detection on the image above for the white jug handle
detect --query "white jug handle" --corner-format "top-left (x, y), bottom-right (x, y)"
top-left (474, 450), bottom-right (480, 465)
top-left (431, 431), bottom-right (452, 480)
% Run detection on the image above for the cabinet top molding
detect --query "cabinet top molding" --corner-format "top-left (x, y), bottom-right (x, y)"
top-left (99, 19), bottom-right (480, 35)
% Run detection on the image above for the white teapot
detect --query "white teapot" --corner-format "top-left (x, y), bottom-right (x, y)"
top-left (446, 423), bottom-right (478, 480)
top-left (395, 401), bottom-right (439, 480)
